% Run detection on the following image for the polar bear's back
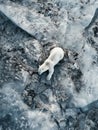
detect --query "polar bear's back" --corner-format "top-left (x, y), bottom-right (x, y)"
top-left (49, 47), bottom-right (64, 65)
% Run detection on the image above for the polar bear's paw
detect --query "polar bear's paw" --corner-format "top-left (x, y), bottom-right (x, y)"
top-left (47, 75), bottom-right (51, 80)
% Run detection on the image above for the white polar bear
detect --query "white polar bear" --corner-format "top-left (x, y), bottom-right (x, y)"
top-left (38, 47), bottom-right (64, 80)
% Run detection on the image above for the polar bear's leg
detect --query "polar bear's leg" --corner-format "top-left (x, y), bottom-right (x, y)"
top-left (47, 67), bottom-right (54, 80)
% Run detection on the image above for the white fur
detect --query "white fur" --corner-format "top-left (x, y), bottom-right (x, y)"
top-left (38, 47), bottom-right (64, 80)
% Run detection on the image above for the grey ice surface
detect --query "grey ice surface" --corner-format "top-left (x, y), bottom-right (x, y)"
top-left (1, 0), bottom-right (98, 130)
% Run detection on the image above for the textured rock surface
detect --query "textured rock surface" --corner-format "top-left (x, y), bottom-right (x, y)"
top-left (0, 0), bottom-right (98, 130)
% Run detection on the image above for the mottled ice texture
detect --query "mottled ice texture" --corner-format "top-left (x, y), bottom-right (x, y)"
top-left (0, 1), bottom-right (68, 43)
top-left (1, 0), bottom-right (98, 130)
top-left (0, 2), bottom-right (57, 42)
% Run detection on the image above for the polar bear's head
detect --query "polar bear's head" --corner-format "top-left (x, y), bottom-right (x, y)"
top-left (38, 61), bottom-right (50, 75)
